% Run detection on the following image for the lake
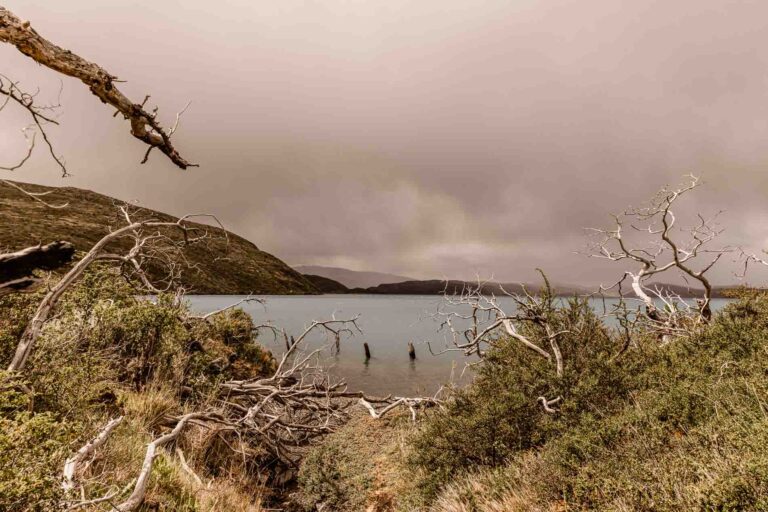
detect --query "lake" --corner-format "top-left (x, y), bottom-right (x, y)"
top-left (185, 295), bottom-right (732, 396)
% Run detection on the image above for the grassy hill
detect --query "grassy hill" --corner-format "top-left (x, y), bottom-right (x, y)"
top-left (0, 180), bottom-right (318, 294)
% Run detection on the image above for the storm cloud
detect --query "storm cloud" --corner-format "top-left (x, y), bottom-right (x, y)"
top-left (3, 0), bottom-right (768, 285)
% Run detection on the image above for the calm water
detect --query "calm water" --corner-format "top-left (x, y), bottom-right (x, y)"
top-left (185, 295), bottom-right (732, 396)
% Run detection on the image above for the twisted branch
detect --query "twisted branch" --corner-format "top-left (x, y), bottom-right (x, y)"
top-left (0, 7), bottom-right (196, 169)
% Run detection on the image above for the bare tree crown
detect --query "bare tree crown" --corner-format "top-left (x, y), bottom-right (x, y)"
top-left (588, 175), bottom-right (731, 331)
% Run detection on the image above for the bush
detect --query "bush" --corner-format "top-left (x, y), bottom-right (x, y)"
top-left (426, 293), bottom-right (768, 511)
top-left (408, 296), bottom-right (634, 501)
top-left (0, 376), bottom-right (71, 512)
top-left (297, 413), bottom-right (418, 511)
top-left (0, 267), bottom-right (276, 510)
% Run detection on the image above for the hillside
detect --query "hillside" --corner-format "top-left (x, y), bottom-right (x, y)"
top-left (302, 274), bottom-right (349, 293)
top-left (0, 181), bottom-right (318, 294)
top-left (293, 265), bottom-right (414, 289)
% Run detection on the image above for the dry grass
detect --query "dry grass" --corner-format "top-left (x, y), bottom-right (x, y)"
top-left (296, 410), bottom-right (423, 511)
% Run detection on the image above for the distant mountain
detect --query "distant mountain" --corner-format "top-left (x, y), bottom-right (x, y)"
top-left (347, 279), bottom-right (735, 298)
top-left (292, 265), bottom-right (414, 289)
top-left (349, 280), bottom-right (594, 296)
top-left (639, 283), bottom-right (732, 299)
top-left (1, 181), bottom-right (318, 295)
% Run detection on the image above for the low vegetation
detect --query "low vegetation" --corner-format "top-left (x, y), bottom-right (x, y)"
top-left (0, 267), bottom-right (276, 511)
top-left (3, 174), bottom-right (767, 511)
top-left (295, 289), bottom-right (768, 511)
top-left (5, 265), bottom-right (768, 511)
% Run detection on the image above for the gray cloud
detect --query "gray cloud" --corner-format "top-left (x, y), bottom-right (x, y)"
top-left (3, 0), bottom-right (768, 286)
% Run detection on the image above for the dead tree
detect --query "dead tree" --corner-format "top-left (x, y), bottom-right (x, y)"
top-left (1, 6), bottom-right (195, 169)
top-left (7, 206), bottom-right (221, 371)
top-left (588, 175), bottom-right (731, 337)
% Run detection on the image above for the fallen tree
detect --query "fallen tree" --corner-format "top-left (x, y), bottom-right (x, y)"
top-left (0, 241), bottom-right (74, 296)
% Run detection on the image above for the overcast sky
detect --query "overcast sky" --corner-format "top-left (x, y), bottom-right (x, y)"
top-left (3, 0), bottom-right (768, 286)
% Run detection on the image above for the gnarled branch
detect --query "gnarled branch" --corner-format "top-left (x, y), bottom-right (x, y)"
top-left (0, 7), bottom-right (196, 169)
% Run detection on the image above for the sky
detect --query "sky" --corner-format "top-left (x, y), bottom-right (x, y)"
top-left (3, 0), bottom-right (768, 286)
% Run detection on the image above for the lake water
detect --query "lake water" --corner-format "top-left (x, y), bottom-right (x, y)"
top-left (185, 295), bottom-right (732, 396)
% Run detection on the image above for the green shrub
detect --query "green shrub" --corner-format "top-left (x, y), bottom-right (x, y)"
top-left (297, 413), bottom-right (417, 511)
top-left (426, 293), bottom-right (768, 511)
top-left (408, 296), bottom-right (633, 501)
top-left (0, 267), bottom-right (277, 510)
top-left (0, 377), bottom-right (71, 512)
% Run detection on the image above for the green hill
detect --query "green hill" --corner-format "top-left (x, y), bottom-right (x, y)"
top-left (0, 180), bottom-right (318, 294)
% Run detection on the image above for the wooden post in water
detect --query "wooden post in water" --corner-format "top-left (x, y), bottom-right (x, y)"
top-left (363, 342), bottom-right (371, 361)
top-left (408, 341), bottom-right (416, 360)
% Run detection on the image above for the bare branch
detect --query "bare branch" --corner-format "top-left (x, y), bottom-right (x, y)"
top-left (192, 295), bottom-right (265, 321)
top-left (537, 395), bottom-right (561, 414)
top-left (0, 73), bottom-right (69, 176)
top-left (0, 179), bottom-right (69, 208)
top-left (0, 7), bottom-right (196, 169)
top-left (62, 416), bottom-right (124, 494)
